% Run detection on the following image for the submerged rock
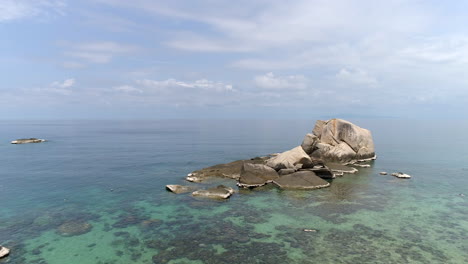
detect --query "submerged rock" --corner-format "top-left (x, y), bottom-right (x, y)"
top-left (57, 221), bottom-right (92, 236)
top-left (266, 146), bottom-right (312, 170)
top-left (11, 138), bottom-right (46, 144)
top-left (0, 246), bottom-right (10, 258)
top-left (165, 185), bottom-right (195, 194)
top-left (238, 163), bottom-right (279, 188)
top-left (391, 172), bottom-right (411, 179)
top-left (273, 171), bottom-right (330, 190)
top-left (192, 185), bottom-right (235, 199)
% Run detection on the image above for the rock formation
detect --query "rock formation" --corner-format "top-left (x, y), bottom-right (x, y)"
top-left (307, 119), bottom-right (375, 162)
top-left (11, 138), bottom-right (46, 144)
top-left (167, 118), bottom-right (377, 199)
top-left (238, 163), bottom-right (279, 188)
top-left (0, 246), bottom-right (9, 258)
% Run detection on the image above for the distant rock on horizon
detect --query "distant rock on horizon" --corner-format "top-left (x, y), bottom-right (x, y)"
top-left (11, 138), bottom-right (46, 144)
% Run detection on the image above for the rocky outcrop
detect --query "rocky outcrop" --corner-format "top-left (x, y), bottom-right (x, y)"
top-left (187, 157), bottom-right (267, 182)
top-left (238, 163), bottom-right (279, 188)
top-left (0, 246), bottom-right (10, 258)
top-left (166, 185), bottom-right (196, 194)
top-left (273, 171), bottom-right (330, 190)
top-left (192, 185), bottom-right (235, 199)
top-left (266, 146), bottom-right (312, 170)
top-left (306, 119), bottom-right (375, 162)
top-left (11, 138), bottom-right (46, 144)
top-left (176, 118), bottom-right (376, 197)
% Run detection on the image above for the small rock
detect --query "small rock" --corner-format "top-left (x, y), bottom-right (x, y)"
top-left (391, 172), bottom-right (411, 179)
top-left (0, 246), bottom-right (10, 258)
top-left (379, 172), bottom-right (388, 175)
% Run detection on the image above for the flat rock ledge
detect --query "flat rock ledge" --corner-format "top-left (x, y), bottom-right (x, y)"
top-left (192, 185), bottom-right (234, 199)
top-left (0, 246), bottom-right (10, 258)
top-left (11, 138), bottom-right (46, 144)
top-left (273, 171), bottom-right (330, 190)
top-left (166, 185), bottom-right (196, 194)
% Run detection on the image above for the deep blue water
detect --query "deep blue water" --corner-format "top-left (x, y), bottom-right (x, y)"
top-left (0, 119), bottom-right (467, 264)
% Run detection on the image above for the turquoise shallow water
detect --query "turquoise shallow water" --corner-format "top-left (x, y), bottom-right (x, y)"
top-left (0, 119), bottom-right (467, 264)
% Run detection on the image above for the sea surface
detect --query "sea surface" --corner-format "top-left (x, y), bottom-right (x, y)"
top-left (0, 119), bottom-right (467, 264)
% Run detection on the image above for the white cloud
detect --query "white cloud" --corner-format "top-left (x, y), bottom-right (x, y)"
top-left (136, 78), bottom-right (235, 92)
top-left (254, 72), bottom-right (308, 90)
top-left (113, 85), bottom-right (142, 93)
top-left (51, 78), bottom-right (75, 88)
top-left (0, 0), bottom-right (65, 22)
top-left (61, 61), bottom-right (86, 69)
top-left (28, 78), bottom-right (76, 95)
top-left (335, 68), bottom-right (378, 87)
top-left (63, 41), bottom-right (139, 64)
top-left (398, 36), bottom-right (468, 64)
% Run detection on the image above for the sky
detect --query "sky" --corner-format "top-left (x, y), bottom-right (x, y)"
top-left (1, 0), bottom-right (468, 119)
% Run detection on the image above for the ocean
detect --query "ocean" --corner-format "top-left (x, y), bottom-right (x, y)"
top-left (0, 119), bottom-right (467, 264)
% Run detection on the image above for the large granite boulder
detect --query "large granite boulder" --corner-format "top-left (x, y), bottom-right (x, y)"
top-left (238, 163), bottom-right (279, 188)
top-left (187, 157), bottom-right (267, 182)
top-left (301, 133), bottom-right (318, 154)
top-left (0, 246), bottom-right (9, 258)
top-left (11, 138), bottom-right (46, 144)
top-left (192, 185), bottom-right (235, 199)
top-left (266, 146), bottom-right (312, 170)
top-left (307, 119), bottom-right (375, 162)
top-left (273, 171), bottom-right (330, 189)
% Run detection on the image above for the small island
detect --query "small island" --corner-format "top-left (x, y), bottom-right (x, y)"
top-left (11, 138), bottom-right (46, 144)
top-left (167, 118), bottom-right (378, 198)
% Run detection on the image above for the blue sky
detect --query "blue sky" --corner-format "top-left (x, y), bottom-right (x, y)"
top-left (1, 0), bottom-right (468, 119)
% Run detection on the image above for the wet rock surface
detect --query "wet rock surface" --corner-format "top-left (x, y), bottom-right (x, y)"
top-left (192, 185), bottom-right (235, 199)
top-left (165, 185), bottom-right (196, 194)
